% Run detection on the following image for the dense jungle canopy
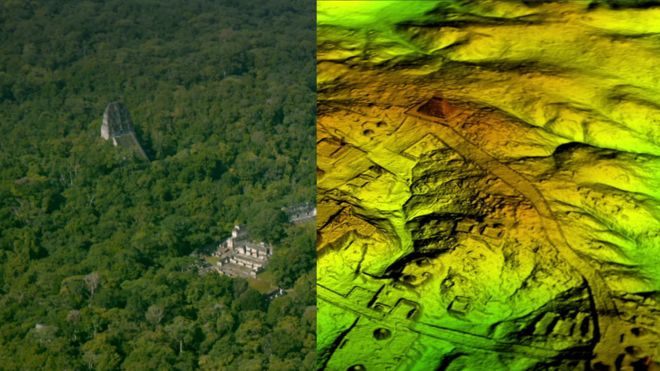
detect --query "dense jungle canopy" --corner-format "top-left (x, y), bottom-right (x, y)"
top-left (0, 0), bottom-right (316, 369)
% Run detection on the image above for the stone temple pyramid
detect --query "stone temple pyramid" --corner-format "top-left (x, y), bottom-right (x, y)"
top-left (101, 102), bottom-right (148, 160)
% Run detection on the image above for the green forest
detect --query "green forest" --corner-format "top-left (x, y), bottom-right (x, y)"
top-left (0, 0), bottom-right (315, 369)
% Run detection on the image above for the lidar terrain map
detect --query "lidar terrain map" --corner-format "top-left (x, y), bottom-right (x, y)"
top-left (316, 1), bottom-right (660, 370)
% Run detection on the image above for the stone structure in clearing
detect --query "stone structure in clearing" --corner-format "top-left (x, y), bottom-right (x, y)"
top-left (214, 225), bottom-right (272, 278)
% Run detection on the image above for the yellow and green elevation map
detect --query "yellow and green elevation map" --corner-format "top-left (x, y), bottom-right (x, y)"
top-left (316, 1), bottom-right (660, 370)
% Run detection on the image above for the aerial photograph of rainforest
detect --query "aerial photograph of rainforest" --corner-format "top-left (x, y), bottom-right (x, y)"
top-left (0, 0), bottom-right (316, 369)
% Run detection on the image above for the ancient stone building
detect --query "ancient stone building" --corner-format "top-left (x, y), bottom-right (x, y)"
top-left (101, 102), bottom-right (148, 160)
top-left (214, 225), bottom-right (273, 278)
top-left (287, 203), bottom-right (316, 224)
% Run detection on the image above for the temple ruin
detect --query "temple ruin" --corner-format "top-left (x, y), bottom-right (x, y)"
top-left (101, 102), bottom-right (148, 160)
top-left (287, 203), bottom-right (316, 224)
top-left (214, 225), bottom-right (273, 278)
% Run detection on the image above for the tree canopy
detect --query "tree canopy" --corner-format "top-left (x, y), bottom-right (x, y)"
top-left (0, 0), bottom-right (315, 369)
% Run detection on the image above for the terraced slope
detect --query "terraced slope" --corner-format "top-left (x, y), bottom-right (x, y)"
top-left (316, 1), bottom-right (660, 370)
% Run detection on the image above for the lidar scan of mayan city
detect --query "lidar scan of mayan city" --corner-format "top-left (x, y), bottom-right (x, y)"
top-left (317, 1), bottom-right (659, 370)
